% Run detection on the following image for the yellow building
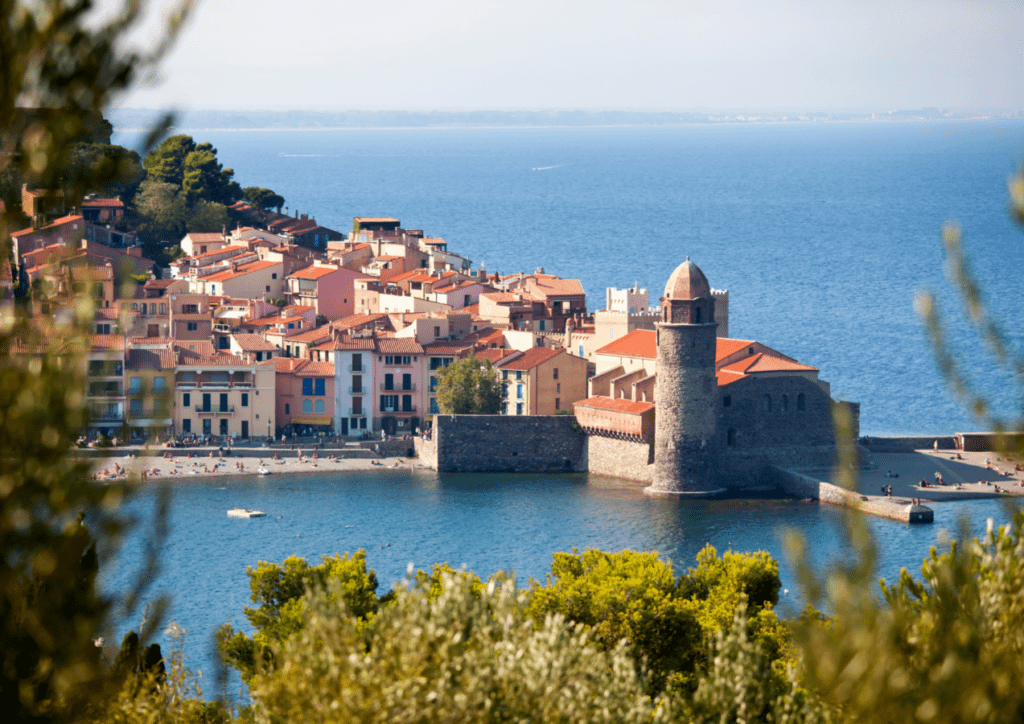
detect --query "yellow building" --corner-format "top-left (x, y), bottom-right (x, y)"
top-left (126, 343), bottom-right (176, 440)
top-left (173, 341), bottom-right (275, 440)
top-left (498, 347), bottom-right (587, 416)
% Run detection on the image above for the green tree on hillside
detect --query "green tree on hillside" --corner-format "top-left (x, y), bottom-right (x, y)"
top-left (143, 134), bottom-right (197, 188)
top-left (242, 186), bottom-right (285, 212)
top-left (181, 142), bottom-right (241, 206)
top-left (434, 354), bottom-right (504, 414)
top-left (185, 199), bottom-right (229, 234)
top-left (133, 179), bottom-right (187, 244)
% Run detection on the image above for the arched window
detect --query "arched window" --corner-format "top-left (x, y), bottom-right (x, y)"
top-left (782, 394), bottom-right (789, 411)
top-left (315, 399), bottom-right (325, 414)
top-left (762, 394), bottom-right (771, 412)
top-left (303, 399), bottom-right (312, 414)
top-left (797, 393), bottom-right (806, 411)
top-left (727, 428), bottom-right (736, 446)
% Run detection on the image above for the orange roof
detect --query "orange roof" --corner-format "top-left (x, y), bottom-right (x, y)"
top-left (715, 338), bottom-right (755, 361)
top-left (376, 338), bottom-right (424, 355)
top-left (287, 327), bottom-right (332, 344)
top-left (90, 334), bottom-right (125, 351)
top-left (82, 198), bottom-right (124, 208)
top-left (232, 333), bottom-right (277, 352)
top-left (203, 260), bottom-right (278, 283)
top-left (499, 346), bottom-right (562, 371)
top-left (573, 396), bottom-right (655, 415)
top-left (10, 214), bottom-right (84, 237)
top-left (332, 312), bottom-right (388, 329)
top-left (290, 264), bottom-right (339, 280)
top-left (478, 348), bottom-right (521, 364)
top-left (596, 329), bottom-right (656, 359)
top-left (354, 217), bottom-right (399, 223)
top-left (181, 245), bottom-right (246, 262)
top-left (718, 353), bottom-right (818, 376)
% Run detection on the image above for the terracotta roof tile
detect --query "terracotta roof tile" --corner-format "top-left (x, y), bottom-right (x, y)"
top-left (376, 337), bottom-right (424, 355)
top-left (203, 260), bottom-right (279, 283)
top-left (718, 353), bottom-right (818, 375)
top-left (82, 198), bottom-right (124, 208)
top-left (596, 329), bottom-right (656, 359)
top-left (10, 214), bottom-right (84, 237)
top-left (289, 265), bottom-right (340, 280)
top-left (573, 396), bottom-right (655, 415)
top-left (126, 348), bottom-right (175, 370)
top-left (90, 334), bottom-right (126, 351)
top-left (232, 333), bottom-right (277, 352)
top-left (499, 346), bottom-right (562, 371)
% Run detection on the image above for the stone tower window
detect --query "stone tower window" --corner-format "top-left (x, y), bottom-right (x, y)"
top-left (762, 394), bottom-right (772, 412)
top-left (727, 428), bottom-right (736, 446)
top-left (723, 395), bottom-right (731, 407)
top-left (782, 394), bottom-right (789, 411)
top-left (694, 307), bottom-right (702, 324)
top-left (797, 393), bottom-right (806, 411)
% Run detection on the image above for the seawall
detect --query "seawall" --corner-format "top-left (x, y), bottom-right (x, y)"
top-left (428, 415), bottom-right (586, 473)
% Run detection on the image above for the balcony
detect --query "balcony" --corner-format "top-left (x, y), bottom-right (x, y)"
top-left (380, 406), bottom-right (417, 415)
top-left (380, 383), bottom-right (416, 392)
top-left (347, 408), bottom-right (366, 417)
top-left (195, 405), bottom-right (234, 414)
top-left (347, 365), bottom-right (366, 373)
top-left (89, 411), bottom-right (125, 422)
top-left (349, 386), bottom-right (366, 395)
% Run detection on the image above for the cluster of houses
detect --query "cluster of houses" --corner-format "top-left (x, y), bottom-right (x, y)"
top-left (3, 186), bottom-right (838, 453)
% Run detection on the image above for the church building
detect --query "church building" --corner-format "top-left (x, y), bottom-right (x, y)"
top-left (574, 258), bottom-right (858, 494)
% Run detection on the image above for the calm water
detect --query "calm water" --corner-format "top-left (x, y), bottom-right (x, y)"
top-left (103, 121), bottom-right (1024, 689)
top-left (100, 470), bottom-right (1019, 689)
top-left (117, 121), bottom-right (1024, 436)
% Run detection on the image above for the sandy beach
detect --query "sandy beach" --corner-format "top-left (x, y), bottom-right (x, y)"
top-left (82, 444), bottom-right (425, 483)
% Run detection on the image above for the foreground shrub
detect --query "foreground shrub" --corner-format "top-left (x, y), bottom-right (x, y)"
top-left (250, 571), bottom-right (653, 724)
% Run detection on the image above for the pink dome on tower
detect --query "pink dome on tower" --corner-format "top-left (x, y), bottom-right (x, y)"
top-left (663, 257), bottom-right (711, 300)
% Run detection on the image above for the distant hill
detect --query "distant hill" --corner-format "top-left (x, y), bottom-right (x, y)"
top-left (109, 107), bottom-right (1021, 131)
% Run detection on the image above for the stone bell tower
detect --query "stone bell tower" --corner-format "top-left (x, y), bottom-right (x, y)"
top-left (646, 257), bottom-right (723, 497)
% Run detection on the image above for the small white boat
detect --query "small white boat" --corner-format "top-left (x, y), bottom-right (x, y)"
top-left (228, 508), bottom-right (267, 518)
top-left (257, 467), bottom-right (272, 476)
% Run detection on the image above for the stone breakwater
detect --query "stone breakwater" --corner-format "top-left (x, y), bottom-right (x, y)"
top-left (772, 467), bottom-right (934, 524)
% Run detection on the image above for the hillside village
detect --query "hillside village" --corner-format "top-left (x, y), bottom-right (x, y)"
top-left (2, 186), bottom-right (830, 449)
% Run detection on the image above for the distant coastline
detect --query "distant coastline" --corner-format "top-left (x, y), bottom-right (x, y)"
top-left (109, 107), bottom-right (1022, 134)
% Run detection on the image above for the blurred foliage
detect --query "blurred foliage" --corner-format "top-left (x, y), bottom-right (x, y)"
top-left (249, 570), bottom-right (654, 724)
top-left (0, 0), bottom-right (192, 722)
top-left (791, 512), bottom-right (1024, 724)
top-left (915, 166), bottom-right (1024, 459)
top-left (434, 353), bottom-right (504, 414)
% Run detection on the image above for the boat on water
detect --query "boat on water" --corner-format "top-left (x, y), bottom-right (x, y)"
top-left (227, 508), bottom-right (267, 518)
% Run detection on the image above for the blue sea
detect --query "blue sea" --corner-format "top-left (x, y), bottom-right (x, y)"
top-left (116, 120), bottom-right (1024, 437)
top-left (105, 121), bottom-right (1024, 693)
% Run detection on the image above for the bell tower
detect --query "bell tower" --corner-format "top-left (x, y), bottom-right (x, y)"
top-left (647, 257), bottom-right (723, 497)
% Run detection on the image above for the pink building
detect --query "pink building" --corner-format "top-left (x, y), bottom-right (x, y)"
top-left (268, 358), bottom-right (336, 436)
top-left (285, 262), bottom-right (371, 320)
top-left (373, 337), bottom-right (425, 436)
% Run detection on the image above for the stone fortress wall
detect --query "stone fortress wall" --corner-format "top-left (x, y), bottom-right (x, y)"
top-left (425, 414), bottom-right (586, 473)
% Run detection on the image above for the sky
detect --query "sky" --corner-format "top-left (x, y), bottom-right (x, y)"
top-left (109, 0), bottom-right (1024, 112)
